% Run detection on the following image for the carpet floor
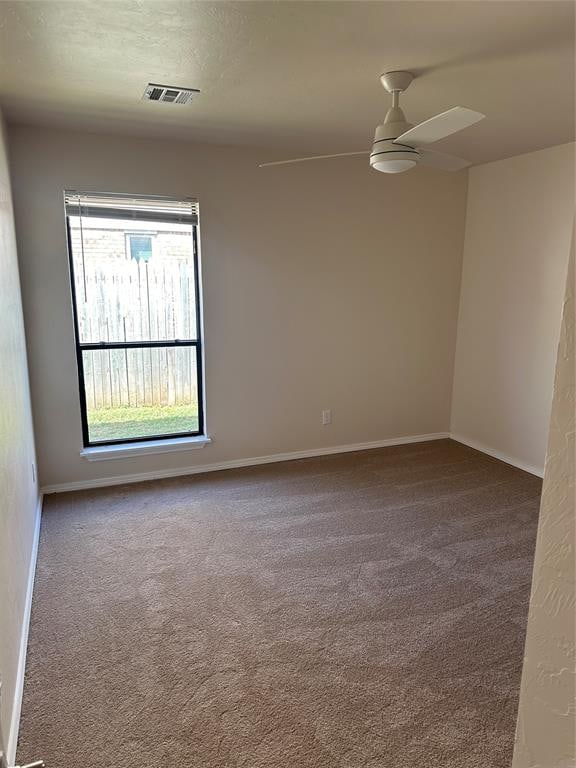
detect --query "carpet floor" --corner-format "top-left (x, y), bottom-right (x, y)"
top-left (17, 439), bottom-right (541, 768)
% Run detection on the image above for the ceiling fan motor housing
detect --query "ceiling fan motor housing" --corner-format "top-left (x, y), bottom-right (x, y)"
top-left (369, 96), bottom-right (420, 173)
top-left (374, 112), bottom-right (412, 142)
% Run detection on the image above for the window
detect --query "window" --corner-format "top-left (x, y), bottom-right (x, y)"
top-left (126, 233), bottom-right (154, 262)
top-left (65, 192), bottom-right (204, 446)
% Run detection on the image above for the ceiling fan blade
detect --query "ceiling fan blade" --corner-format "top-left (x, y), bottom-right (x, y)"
top-left (259, 151), bottom-right (369, 167)
top-left (394, 107), bottom-right (485, 147)
top-left (419, 149), bottom-right (471, 171)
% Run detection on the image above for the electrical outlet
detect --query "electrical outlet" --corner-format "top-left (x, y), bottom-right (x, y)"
top-left (322, 409), bottom-right (332, 426)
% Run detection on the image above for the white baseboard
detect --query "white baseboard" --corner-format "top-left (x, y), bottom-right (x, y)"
top-left (40, 431), bottom-right (543, 495)
top-left (41, 432), bottom-right (451, 494)
top-left (450, 433), bottom-right (544, 478)
top-left (6, 493), bottom-right (43, 766)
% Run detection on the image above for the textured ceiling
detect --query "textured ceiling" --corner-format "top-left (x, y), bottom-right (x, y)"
top-left (0, 1), bottom-right (574, 164)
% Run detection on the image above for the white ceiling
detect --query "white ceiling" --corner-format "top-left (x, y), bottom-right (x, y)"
top-left (0, 1), bottom-right (574, 165)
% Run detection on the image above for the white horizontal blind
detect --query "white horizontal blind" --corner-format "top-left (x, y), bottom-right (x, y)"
top-left (65, 191), bottom-right (199, 225)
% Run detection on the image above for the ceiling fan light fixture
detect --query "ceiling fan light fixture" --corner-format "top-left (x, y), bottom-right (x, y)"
top-left (371, 157), bottom-right (418, 174)
top-left (369, 139), bottom-right (419, 174)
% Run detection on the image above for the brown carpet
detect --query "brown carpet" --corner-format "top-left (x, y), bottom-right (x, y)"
top-left (18, 439), bottom-right (541, 768)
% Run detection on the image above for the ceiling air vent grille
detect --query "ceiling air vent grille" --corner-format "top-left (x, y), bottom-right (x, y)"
top-left (142, 83), bottom-right (200, 105)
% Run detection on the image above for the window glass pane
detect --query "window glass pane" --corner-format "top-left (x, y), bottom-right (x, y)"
top-left (69, 216), bottom-right (198, 343)
top-left (128, 235), bottom-right (153, 262)
top-left (83, 346), bottom-right (199, 443)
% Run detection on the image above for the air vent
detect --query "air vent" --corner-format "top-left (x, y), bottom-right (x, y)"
top-left (142, 83), bottom-right (200, 105)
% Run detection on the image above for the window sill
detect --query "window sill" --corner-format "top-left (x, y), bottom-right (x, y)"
top-left (80, 435), bottom-right (212, 461)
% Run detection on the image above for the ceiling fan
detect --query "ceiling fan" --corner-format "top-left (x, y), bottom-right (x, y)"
top-left (259, 71), bottom-right (485, 174)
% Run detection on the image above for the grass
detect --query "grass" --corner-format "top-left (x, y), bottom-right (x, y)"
top-left (88, 403), bottom-right (199, 442)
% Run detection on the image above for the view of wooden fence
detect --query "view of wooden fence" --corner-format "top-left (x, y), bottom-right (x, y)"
top-left (70, 223), bottom-right (199, 411)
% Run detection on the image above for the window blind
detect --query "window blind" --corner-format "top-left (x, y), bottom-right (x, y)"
top-left (64, 191), bottom-right (199, 225)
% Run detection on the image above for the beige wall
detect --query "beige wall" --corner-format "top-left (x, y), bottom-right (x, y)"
top-left (8, 124), bottom-right (468, 489)
top-left (0, 113), bottom-right (39, 759)
top-left (451, 143), bottom-right (575, 476)
top-left (512, 228), bottom-right (575, 768)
